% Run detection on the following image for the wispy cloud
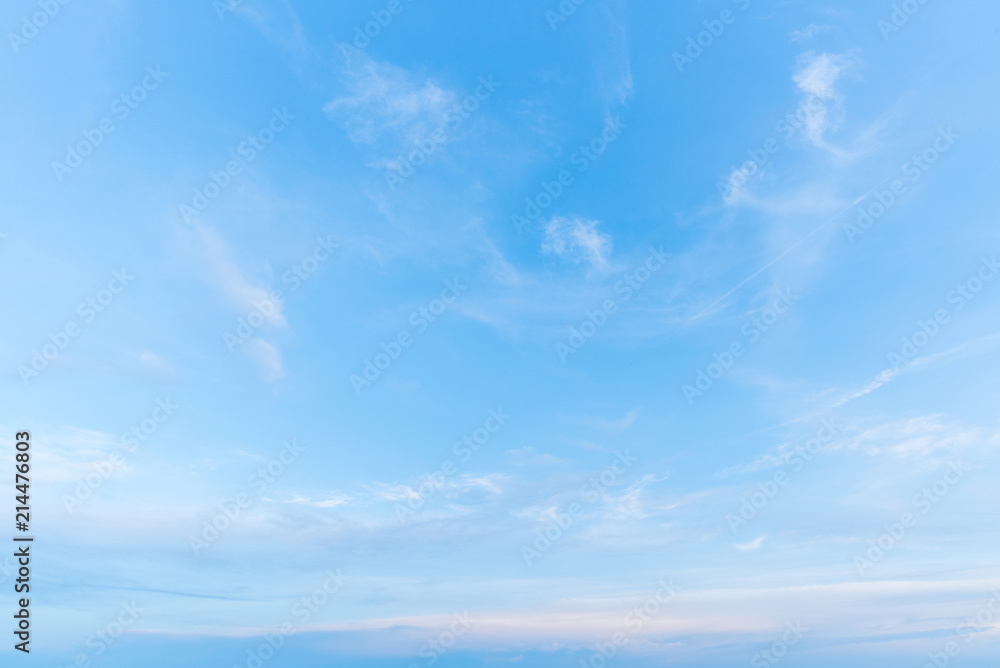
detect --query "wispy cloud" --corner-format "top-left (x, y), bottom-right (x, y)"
top-left (834, 331), bottom-right (1000, 408)
top-left (246, 338), bottom-right (284, 382)
top-left (199, 226), bottom-right (286, 327)
top-left (736, 535), bottom-right (766, 551)
top-left (597, 0), bottom-right (634, 109)
top-left (790, 24), bottom-right (832, 43)
top-left (541, 216), bottom-right (613, 270)
top-left (287, 492), bottom-right (354, 508)
top-left (589, 408), bottom-right (640, 434)
top-left (792, 51), bottom-right (856, 150)
top-left (606, 472), bottom-right (671, 520)
top-left (326, 52), bottom-right (456, 149)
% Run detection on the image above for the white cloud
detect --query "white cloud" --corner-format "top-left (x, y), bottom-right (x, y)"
top-left (481, 234), bottom-right (523, 287)
top-left (506, 447), bottom-right (568, 467)
top-left (842, 416), bottom-right (981, 459)
top-left (325, 52), bottom-right (456, 149)
top-left (835, 330), bottom-right (1000, 408)
top-left (138, 350), bottom-right (176, 380)
top-left (790, 24), bottom-right (831, 43)
top-left (542, 216), bottom-right (613, 270)
top-left (597, 0), bottom-right (634, 108)
top-left (605, 473), bottom-right (671, 520)
top-left (365, 481), bottom-right (420, 502)
top-left (246, 338), bottom-right (284, 382)
top-left (721, 162), bottom-right (759, 205)
top-left (791, 51), bottom-right (855, 149)
top-left (287, 492), bottom-right (353, 508)
top-left (364, 473), bottom-right (507, 505)
top-left (589, 408), bottom-right (640, 434)
top-left (736, 535), bottom-right (766, 551)
top-left (794, 52), bottom-right (845, 100)
top-left (199, 227), bottom-right (286, 327)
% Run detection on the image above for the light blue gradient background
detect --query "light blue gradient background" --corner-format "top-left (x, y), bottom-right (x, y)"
top-left (1, 0), bottom-right (1000, 666)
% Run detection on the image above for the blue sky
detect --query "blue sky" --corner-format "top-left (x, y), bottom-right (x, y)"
top-left (2, 0), bottom-right (1000, 666)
